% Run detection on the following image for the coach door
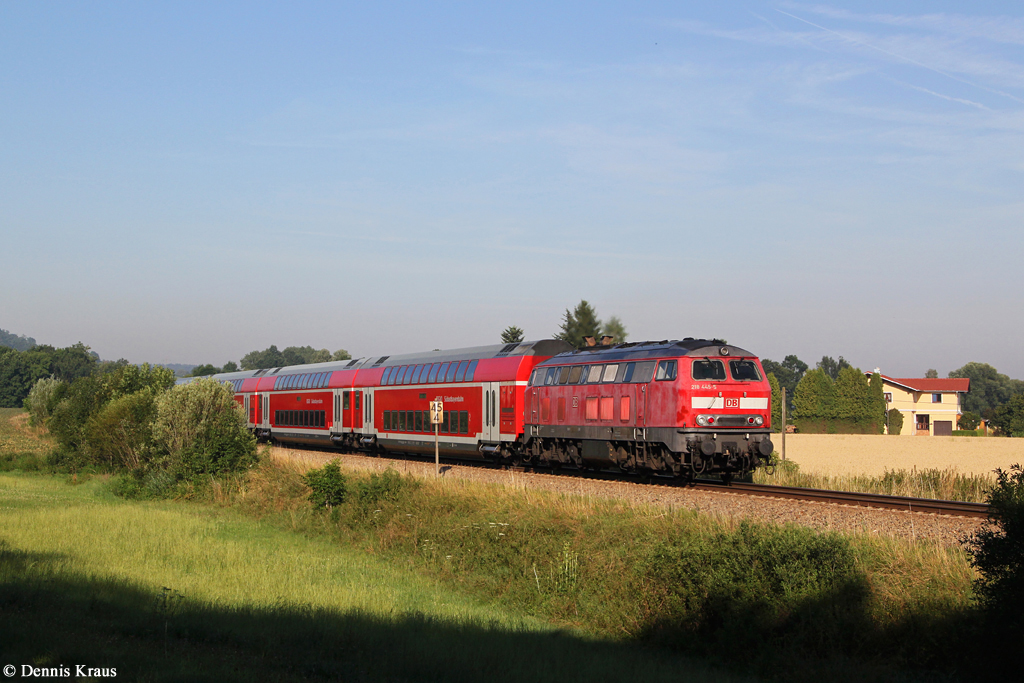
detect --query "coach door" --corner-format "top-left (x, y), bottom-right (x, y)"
top-left (481, 383), bottom-right (499, 441)
top-left (362, 388), bottom-right (373, 434)
top-left (636, 383), bottom-right (647, 429)
top-left (353, 391), bottom-right (363, 430)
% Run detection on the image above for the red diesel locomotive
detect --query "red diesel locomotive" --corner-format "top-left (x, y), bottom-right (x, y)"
top-left (192, 337), bottom-right (774, 480)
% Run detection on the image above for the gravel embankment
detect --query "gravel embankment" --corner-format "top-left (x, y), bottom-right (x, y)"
top-left (273, 446), bottom-right (985, 546)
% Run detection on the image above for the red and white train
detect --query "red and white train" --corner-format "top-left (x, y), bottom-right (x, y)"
top-left (188, 338), bottom-right (775, 480)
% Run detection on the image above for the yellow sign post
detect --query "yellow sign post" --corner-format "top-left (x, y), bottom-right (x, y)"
top-left (430, 400), bottom-right (443, 475)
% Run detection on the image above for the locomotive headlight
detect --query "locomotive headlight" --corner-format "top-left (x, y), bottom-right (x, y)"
top-left (696, 415), bottom-right (708, 426)
top-left (754, 416), bottom-right (764, 426)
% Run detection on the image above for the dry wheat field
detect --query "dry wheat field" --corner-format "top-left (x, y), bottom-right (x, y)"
top-left (777, 434), bottom-right (1024, 477)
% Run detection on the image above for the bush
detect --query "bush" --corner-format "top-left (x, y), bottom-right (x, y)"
top-left (964, 464), bottom-right (1024, 628)
top-left (303, 461), bottom-right (348, 508)
top-left (151, 378), bottom-right (258, 479)
top-left (354, 468), bottom-right (418, 509)
top-left (886, 408), bottom-right (903, 435)
top-left (637, 521), bottom-right (865, 655)
top-left (959, 411), bottom-right (981, 431)
top-left (83, 389), bottom-right (159, 471)
top-left (24, 377), bottom-right (64, 426)
top-left (992, 395), bottom-right (1024, 437)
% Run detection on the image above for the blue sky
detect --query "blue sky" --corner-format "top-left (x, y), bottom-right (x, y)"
top-left (2, 1), bottom-right (1022, 377)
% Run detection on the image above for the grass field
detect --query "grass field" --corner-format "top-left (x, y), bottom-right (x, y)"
top-left (772, 433), bottom-right (1023, 477)
top-left (0, 419), bottom-right (748, 682)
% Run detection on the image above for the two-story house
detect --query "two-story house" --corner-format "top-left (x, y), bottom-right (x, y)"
top-left (870, 373), bottom-right (970, 435)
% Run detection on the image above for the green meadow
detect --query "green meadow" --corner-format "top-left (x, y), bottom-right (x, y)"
top-left (0, 460), bottom-right (747, 680)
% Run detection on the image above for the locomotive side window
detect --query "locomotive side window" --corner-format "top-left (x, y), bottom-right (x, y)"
top-left (587, 365), bottom-right (603, 383)
top-left (633, 361), bottom-right (656, 383)
top-left (544, 368), bottom-right (557, 385)
top-left (568, 366), bottom-right (583, 384)
top-left (623, 362), bottom-right (636, 382)
top-left (656, 360), bottom-right (677, 381)
top-left (692, 359), bottom-right (726, 381)
top-left (602, 364), bottom-right (619, 383)
top-left (557, 367), bottom-right (571, 385)
top-left (729, 360), bottom-right (762, 381)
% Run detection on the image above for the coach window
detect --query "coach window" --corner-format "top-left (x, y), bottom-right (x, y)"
top-left (394, 367), bottom-right (405, 385)
top-left (587, 365), bottom-right (603, 383)
top-left (343, 391), bottom-right (350, 410)
top-left (434, 363), bottom-right (448, 383)
top-left (656, 360), bottom-right (678, 381)
top-left (415, 411), bottom-right (424, 432)
top-left (459, 410), bottom-right (469, 434)
top-left (446, 362), bottom-right (460, 383)
top-left (557, 366), bottom-right (571, 385)
top-left (409, 365), bottom-right (421, 384)
top-left (728, 360), bottom-right (761, 382)
top-left (427, 363), bottom-right (440, 383)
top-left (382, 411), bottom-right (390, 430)
top-left (568, 366), bottom-right (583, 384)
top-left (451, 361), bottom-right (465, 382)
top-left (381, 367), bottom-right (391, 385)
top-left (465, 360), bottom-right (478, 382)
top-left (441, 411), bottom-right (450, 433)
top-left (397, 366), bottom-right (409, 384)
top-left (355, 392), bottom-right (361, 412)
top-left (602, 364), bottom-right (619, 383)
top-left (692, 359), bottom-right (726, 381)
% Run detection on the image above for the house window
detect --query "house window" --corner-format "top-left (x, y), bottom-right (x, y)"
top-left (932, 393), bottom-right (942, 403)
top-left (884, 392), bottom-right (892, 403)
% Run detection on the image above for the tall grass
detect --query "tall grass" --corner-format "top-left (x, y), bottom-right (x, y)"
top-left (0, 408), bottom-right (51, 471)
top-left (754, 456), bottom-right (994, 503)
top-left (207, 453), bottom-right (988, 681)
top-left (0, 473), bottom-right (747, 683)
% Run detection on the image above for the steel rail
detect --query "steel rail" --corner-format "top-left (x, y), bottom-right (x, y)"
top-left (691, 481), bottom-right (990, 518)
top-left (273, 443), bottom-right (990, 519)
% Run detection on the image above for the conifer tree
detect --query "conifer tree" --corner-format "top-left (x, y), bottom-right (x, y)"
top-left (555, 300), bottom-right (601, 349)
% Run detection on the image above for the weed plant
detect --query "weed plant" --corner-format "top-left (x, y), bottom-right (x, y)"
top-left (754, 455), bottom-right (994, 503)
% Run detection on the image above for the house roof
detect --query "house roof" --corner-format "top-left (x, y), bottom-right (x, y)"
top-left (875, 375), bottom-right (970, 393)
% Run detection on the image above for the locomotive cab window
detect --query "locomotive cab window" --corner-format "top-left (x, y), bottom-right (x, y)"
top-left (692, 359), bottom-right (726, 381)
top-left (528, 369), bottom-right (539, 386)
top-left (728, 360), bottom-right (762, 382)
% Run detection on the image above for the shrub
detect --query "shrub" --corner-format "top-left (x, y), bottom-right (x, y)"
top-left (886, 408), bottom-right (903, 435)
top-left (637, 521), bottom-right (865, 654)
top-left (83, 389), bottom-right (158, 471)
top-left (24, 377), bottom-right (64, 426)
top-left (151, 377), bottom-right (257, 479)
top-left (992, 395), bottom-right (1024, 437)
top-left (964, 464), bottom-right (1024, 628)
top-left (959, 411), bottom-right (981, 431)
top-left (354, 468), bottom-right (417, 509)
top-left (303, 461), bottom-right (348, 508)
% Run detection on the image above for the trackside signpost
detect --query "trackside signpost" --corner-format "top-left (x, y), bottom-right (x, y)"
top-left (430, 400), bottom-right (443, 475)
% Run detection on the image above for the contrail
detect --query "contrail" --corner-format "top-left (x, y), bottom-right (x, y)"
top-left (775, 8), bottom-right (1024, 105)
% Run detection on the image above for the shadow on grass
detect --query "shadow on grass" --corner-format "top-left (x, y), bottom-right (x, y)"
top-left (0, 545), bottom-right (744, 683)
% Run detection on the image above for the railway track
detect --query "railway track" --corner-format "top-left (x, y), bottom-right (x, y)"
top-left (280, 443), bottom-right (991, 520)
top-left (689, 480), bottom-right (991, 519)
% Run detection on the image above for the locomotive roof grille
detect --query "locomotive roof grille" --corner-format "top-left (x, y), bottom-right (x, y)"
top-left (540, 339), bottom-right (756, 365)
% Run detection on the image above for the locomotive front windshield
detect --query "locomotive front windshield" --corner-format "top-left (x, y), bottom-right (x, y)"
top-left (692, 359), bottom-right (726, 381)
top-left (729, 360), bottom-right (762, 381)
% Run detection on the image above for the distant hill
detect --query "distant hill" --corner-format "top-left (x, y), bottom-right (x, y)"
top-left (0, 328), bottom-right (37, 352)
top-left (157, 363), bottom-right (198, 378)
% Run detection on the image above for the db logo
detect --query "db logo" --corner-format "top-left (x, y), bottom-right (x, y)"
top-left (724, 398), bottom-right (740, 409)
